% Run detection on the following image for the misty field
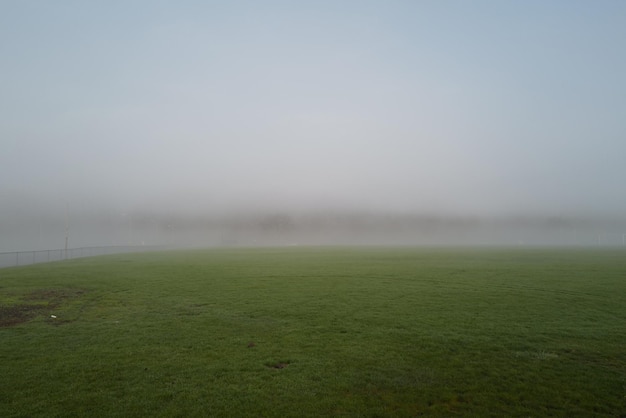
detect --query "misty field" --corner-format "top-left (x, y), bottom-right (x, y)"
top-left (1, 247), bottom-right (625, 417)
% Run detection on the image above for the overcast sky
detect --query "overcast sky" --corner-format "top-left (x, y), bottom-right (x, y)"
top-left (2, 1), bottom-right (625, 218)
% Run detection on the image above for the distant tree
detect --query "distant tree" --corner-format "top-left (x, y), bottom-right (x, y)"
top-left (259, 213), bottom-right (294, 233)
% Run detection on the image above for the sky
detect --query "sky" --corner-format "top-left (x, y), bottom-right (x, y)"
top-left (2, 0), bottom-right (626, 222)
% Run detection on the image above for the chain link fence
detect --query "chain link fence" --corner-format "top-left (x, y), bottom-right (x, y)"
top-left (0, 246), bottom-right (165, 269)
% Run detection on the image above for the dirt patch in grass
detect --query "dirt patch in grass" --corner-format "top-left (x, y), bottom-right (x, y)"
top-left (24, 288), bottom-right (86, 304)
top-left (0, 304), bottom-right (43, 327)
top-left (0, 288), bottom-right (87, 328)
top-left (266, 361), bottom-right (290, 369)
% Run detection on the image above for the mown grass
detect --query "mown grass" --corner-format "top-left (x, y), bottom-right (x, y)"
top-left (1, 247), bottom-right (625, 417)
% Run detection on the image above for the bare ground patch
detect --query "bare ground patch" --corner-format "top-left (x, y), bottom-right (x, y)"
top-left (0, 288), bottom-right (88, 327)
top-left (23, 288), bottom-right (87, 304)
top-left (266, 361), bottom-right (290, 369)
top-left (0, 304), bottom-right (43, 327)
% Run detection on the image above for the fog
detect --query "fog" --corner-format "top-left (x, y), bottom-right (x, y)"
top-left (2, 2), bottom-right (626, 251)
top-left (3, 195), bottom-right (626, 252)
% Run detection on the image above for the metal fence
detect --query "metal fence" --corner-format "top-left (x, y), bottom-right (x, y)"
top-left (0, 245), bottom-right (165, 269)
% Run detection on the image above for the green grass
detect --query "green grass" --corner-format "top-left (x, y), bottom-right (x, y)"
top-left (1, 247), bottom-right (625, 417)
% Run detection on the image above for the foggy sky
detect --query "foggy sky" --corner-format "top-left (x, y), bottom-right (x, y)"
top-left (2, 1), bottom-right (626, 250)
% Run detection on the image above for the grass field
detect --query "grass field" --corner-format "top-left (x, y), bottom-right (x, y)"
top-left (1, 247), bottom-right (625, 417)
